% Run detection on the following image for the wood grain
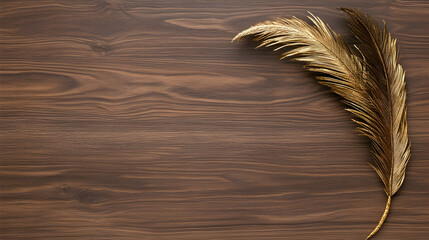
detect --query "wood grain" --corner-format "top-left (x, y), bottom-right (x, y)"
top-left (1, 1), bottom-right (429, 239)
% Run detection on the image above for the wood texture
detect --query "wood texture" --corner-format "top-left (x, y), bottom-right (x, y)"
top-left (1, 1), bottom-right (428, 239)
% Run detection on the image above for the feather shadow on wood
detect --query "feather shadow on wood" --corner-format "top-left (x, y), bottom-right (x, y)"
top-left (232, 8), bottom-right (410, 239)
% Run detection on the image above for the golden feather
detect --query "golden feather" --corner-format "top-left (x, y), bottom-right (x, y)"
top-left (232, 9), bottom-right (410, 239)
top-left (339, 8), bottom-right (411, 239)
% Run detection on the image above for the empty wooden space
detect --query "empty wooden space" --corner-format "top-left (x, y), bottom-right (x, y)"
top-left (1, 0), bottom-right (428, 239)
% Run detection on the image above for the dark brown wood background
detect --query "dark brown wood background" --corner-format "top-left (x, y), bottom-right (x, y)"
top-left (1, 0), bottom-right (428, 239)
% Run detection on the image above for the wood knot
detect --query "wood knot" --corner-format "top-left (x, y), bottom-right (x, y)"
top-left (90, 42), bottom-right (112, 55)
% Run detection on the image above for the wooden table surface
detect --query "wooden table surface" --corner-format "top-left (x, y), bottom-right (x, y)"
top-left (1, 1), bottom-right (428, 239)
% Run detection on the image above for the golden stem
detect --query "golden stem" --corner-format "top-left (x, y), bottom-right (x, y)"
top-left (366, 195), bottom-right (391, 239)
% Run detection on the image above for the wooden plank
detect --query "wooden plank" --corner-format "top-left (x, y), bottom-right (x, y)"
top-left (1, 1), bottom-right (428, 239)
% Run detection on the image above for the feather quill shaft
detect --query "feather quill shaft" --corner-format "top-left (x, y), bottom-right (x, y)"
top-left (232, 8), bottom-right (410, 239)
